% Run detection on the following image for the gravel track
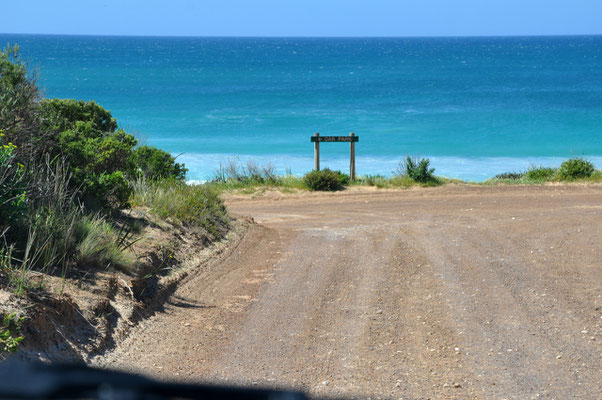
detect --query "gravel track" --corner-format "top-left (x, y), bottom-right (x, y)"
top-left (96, 185), bottom-right (602, 399)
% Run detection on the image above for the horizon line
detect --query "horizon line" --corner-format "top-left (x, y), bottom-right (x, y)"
top-left (1, 32), bottom-right (601, 40)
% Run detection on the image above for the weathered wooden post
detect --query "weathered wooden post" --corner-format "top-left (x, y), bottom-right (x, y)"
top-left (314, 132), bottom-right (320, 171)
top-left (349, 132), bottom-right (356, 181)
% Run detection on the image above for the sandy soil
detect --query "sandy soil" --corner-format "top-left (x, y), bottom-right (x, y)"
top-left (95, 185), bottom-right (602, 399)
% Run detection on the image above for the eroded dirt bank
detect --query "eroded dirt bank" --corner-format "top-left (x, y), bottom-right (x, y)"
top-left (95, 185), bottom-right (602, 399)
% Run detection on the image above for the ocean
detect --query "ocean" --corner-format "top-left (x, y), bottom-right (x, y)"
top-left (2, 34), bottom-right (601, 181)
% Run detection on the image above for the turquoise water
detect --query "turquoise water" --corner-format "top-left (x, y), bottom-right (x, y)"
top-left (3, 34), bottom-right (602, 181)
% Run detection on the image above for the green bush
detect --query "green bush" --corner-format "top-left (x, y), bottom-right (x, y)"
top-left (0, 45), bottom-right (47, 164)
top-left (303, 169), bottom-right (346, 191)
top-left (0, 43), bottom-right (222, 295)
top-left (558, 158), bottom-right (595, 180)
top-left (89, 171), bottom-right (132, 209)
top-left (525, 166), bottom-right (556, 181)
top-left (337, 171), bottom-right (350, 186)
top-left (39, 100), bottom-right (138, 209)
top-left (402, 156), bottom-right (438, 184)
top-left (39, 98), bottom-right (117, 135)
top-left (494, 171), bottom-right (524, 180)
top-left (131, 145), bottom-right (187, 181)
top-left (3, 49), bottom-right (192, 210)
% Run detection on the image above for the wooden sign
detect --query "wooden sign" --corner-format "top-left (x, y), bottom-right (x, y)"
top-left (311, 136), bottom-right (359, 143)
top-left (311, 132), bottom-right (358, 180)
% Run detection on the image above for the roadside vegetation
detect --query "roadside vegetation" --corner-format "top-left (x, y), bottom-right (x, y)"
top-left (0, 44), bottom-right (228, 356)
top-left (210, 155), bottom-right (601, 195)
top-left (131, 178), bottom-right (228, 236)
top-left (303, 169), bottom-right (349, 191)
top-left (486, 159), bottom-right (602, 184)
top-left (210, 156), bottom-right (452, 193)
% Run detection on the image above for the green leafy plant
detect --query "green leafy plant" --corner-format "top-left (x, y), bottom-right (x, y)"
top-left (558, 158), bottom-right (595, 180)
top-left (401, 156), bottom-right (438, 184)
top-left (303, 169), bottom-right (346, 191)
top-left (39, 98), bottom-right (118, 135)
top-left (0, 313), bottom-right (24, 354)
top-left (525, 165), bottom-right (556, 181)
top-left (36, 99), bottom-right (138, 209)
top-left (131, 145), bottom-right (187, 181)
top-left (336, 171), bottom-right (350, 186)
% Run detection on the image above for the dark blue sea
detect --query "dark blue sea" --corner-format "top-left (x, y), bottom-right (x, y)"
top-left (3, 34), bottom-right (602, 181)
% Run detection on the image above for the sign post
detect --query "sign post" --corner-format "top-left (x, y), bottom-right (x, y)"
top-left (349, 132), bottom-right (356, 181)
top-left (310, 133), bottom-right (359, 180)
top-left (314, 132), bottom-right (320, 171)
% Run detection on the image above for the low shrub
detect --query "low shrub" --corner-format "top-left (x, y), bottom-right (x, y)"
top-left (337, 171), bottom-right (350, 186)
top-left (558, 158), bottom-right (595, 180)
top-left (590, 170), bottom-right (602, 180)
top-left (399, 156), bottom-right (439, 184)
top-left (131, 145), bottom-right (187, 181)
top-left (88, 171), bottom-right (132, 209)
top-left (303, 169), bottom-right (346, 191)
top-left (525, 166), bottom-right (556, 181)
top-left (494, 172), bottom-right (524, 180)
top-left (53, 120), bottom-right (137, 209)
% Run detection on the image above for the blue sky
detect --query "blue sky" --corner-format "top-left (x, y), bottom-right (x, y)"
top-left (3, 0), bottom-right (601, 37)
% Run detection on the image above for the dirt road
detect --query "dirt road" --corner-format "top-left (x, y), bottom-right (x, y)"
top-left (96, 185), bottom-right (602, 399)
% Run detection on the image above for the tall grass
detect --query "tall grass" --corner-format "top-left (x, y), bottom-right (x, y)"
top-left (210, 158), bottom-right (307, 191)
top-left (0, 157), bottom-right (137, 294)
top-left (131, 178), bottom-right (229, 239)
top-left (213, 158), bottom-right (279, 185)
top-left (75, 215), bottom-right (136, 272)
